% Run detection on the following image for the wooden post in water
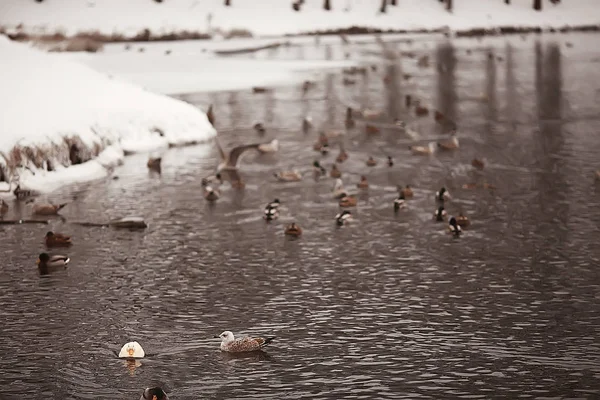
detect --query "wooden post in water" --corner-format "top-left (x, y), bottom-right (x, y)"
top-left (533, 0), bottom-right (542, 11)
top-left (324, 0), bottom-right (331, 11)
top-left (380, 0), bottom-right (387, 13)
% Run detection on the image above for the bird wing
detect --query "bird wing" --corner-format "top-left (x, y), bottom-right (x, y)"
top-left (218, 169), bottom-right (242, 184)
top-left (227, 143), bottom-right (262, 168)
top-left (215, 137), bottom-right (227, 163)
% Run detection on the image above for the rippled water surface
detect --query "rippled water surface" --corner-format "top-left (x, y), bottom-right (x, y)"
top-left (2, 33), bottom-right (600, 399)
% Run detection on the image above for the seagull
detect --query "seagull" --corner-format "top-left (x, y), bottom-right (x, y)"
top-left (215, 331), bottom-right (275, 353)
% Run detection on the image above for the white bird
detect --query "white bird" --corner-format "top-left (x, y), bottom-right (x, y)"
top-left (257, 139), bottom-right (279, 154)
top-left (332, 178), bottom-right (347, 199)
top-left (215, 331), bottom-right (275, 353)
top-left (409, 142), bottom-right (435, 155)
top-left (118, 341), bottom-right (145, 359)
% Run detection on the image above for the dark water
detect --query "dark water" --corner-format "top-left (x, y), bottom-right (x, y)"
top-left (1, 33), bottom-right (600, 400)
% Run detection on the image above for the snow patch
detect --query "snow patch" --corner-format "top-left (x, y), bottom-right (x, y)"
top-left (0, 35), bottom-right (216, 195)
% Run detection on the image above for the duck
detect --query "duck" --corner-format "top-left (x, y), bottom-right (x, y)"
top-left (339, 195), bottom-right (357, 207)
top-left (434, 206), bottom-right (447, 222)
top-left (264, 206), bottom-right (279, 221)
top-left (448, 216), bottom-right (462, 237)
top-left (332, 178), bottom-right (347, 199)
top-left (342, 77), bottom-right (356, 85)
top-left (415, 102), bottom-right (429, 117)
top-left (399, 185), bottom-right (414, 198)
top-left (362, 109), bottom-right (383, 119)
top-left (0, 199), bottom-right (8, 216)
top-left (45, 231), bottom-right (72, 247)
top-left (336, 146), bottom-right (348, 163)
top-left (387, 156), bottom-right (394, 167)
top-left (257, 139), bottom-right (279, 154)
top-left (314, 132), bottom-right (329, 149)
top-left (345, 107), bottom-right (355, 129)
top-left (471, 158), bottom-right (485, 170)
top-left (274, 170), bottom-right (302, 182)
top-left (396, 120), bottom-right (420, 139)
top-left (313, 161), bottom-right (327, 176)
top-left (365, 124), bottom-right (380, 135)
top-left (356, 176), bottom-right (369, 189)
top-left (215, 330), bottom-right (275, 353)
top-left (417, 55), bottom-right (429, 68)
top-left (434, 110), bottom-right (445, 122)
top-left (284, 222), bottom-right (303, 237)
top-left (140, 387), bottom-right (169, 400)
top-left (119, 341), bottom-right (145, 359)
top-left (335, 210), bottom-right (353, 226)
top-left (37, 252), bottom-right (70, 274)
top-left (435, 187), bottom-right (451, 202)
top-left (330, 164), bottom-right (342, 178)
top-left (203, 186), bottom-right (220, 202)
top-left (456, 212), bottom-right (470, 228)
top-left (265, 199), bottom-right (280, 210)
top-left (147, 157), bottom-right (161, 173)
top-left (302, 116), bottom-right (313, 133)
top-left (394, 193), bottom-right (406, 212)
top-left (32, 202), bottom-right (67, 216)
top-left (202, 173), bottom-right (223, 187)
top-left (254, 122), bottom-right (266, 134)
top-left (366, 157), bottom-right (377, 167)
top-left (206, 104), bottom-right (215, 126)
top-left (482, 182), bottom-right (496, 190)
top-left (409, 142), bottom-right (435, 156)
top-left (437, 131), bottom-right (459, 150)
top-left (13, 184), bottom-right (41, 200)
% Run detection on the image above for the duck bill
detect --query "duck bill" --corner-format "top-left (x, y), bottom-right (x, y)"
top-left (213, 335), bottom-right (220, 339)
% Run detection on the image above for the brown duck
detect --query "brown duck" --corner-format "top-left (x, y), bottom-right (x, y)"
top-left (45, 231), bottom-right (72, 247)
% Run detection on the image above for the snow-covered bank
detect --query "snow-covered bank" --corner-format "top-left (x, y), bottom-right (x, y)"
top-left (0, 35), bottom-right (216, 195)
top-left (0, 0), bottom-right (598, 38)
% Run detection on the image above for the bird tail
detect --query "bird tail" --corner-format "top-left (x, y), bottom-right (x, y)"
top-left (262, 337), bottom-right (276, 347)
top-left (56, 203), bottom-right (67, 211)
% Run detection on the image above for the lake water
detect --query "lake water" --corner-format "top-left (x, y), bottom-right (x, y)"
top-left (1, 33), bottom-right (600, 399)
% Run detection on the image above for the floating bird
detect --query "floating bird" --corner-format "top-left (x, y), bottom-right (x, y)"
top-left (343, 77), bottom-right (356, 85)
top-left (357, 176), bottom-right (369, 189)
top-left (140, 387), bottom-right (169, 400)
top-left (32, 202), bottom-right (67, 216)
top-left (147, 157), bottom-right (161, 173)
top-left (394, 193), bottom-right (406, 212)
top-left (339, 195), bottom-right (357, 207)
top-left (387, 156), bottom-right (394, 167)
top-left (45, 231), bottom-right (72, 248)
top-left (254, 122), bottom-right (266, 134)
top-left (332, 178), bottom-right (347, 199)
top-left (274, 170), bottom-right (302, 182)
top-left (215, 331), bottom-right (275, 353)
top-left (437, 132), bottom-right (459, 150)
top-left (258, 139), bottom-right (279, 154)
top-left (365, 124), bottom-right (380, 135)
top-left (434, 206), bottom-right (447, 222)
top-left (456, 212), bottom-right (471, 228)
top-left (118, 341), bottom-right (145, 359)
top-left (0, 199), bottom-right (8, 216)
top-left (330, 164), bottom-right (342, 178)
top-left (335, 210), bottom-right (353, 226)
top-left (366, 157), bottom-right (377, 167)
top-left (448, 216), bottom-right (462, 237)
top-left (409, 142), bottom-right (435, 155)
top-left (345, 107), bottom-right (355, 129)
top-left (313, 161), bottom-right (327, 176)
top-left (266, 199), bottom-right (280, 210)
top-left (415, 102), bottom-right (429, 117)
top-left (202, 173), bottom-right (223, 187)
top-left (434, 110), bottom-right (445, 122)
top-left (284, 222), bottom-right (302, 237)
top-left (37, 252), bottom-right (70, 274)
top-left (417, 55), bottom-right (429, 68)
top-left (399, 185), bottom-right (414, 198)
top-left (302, 116), bottom-right (313, 133)
top-left (471, 158), bottom-right (485, 170)
top-left (14, 184), bottom-right (41, 200)
top-left (435, 187), bottom-right (451, 202)
top-left (203, 186), bottom-right (220, 202)
top-left (336, 146), bottom-right (348, 163)
top-left (361, 109), bottom-right (383, 119)
top-left (264, 206), bottom-right (279, 221)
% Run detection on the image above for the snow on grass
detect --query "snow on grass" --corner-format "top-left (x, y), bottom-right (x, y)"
top-left (0, 35), bottom-right (216, 195)
top-left (0, 0), bottom-right (598, 38)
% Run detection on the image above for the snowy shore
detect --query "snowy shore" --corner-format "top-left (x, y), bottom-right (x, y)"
top-left (0, 0), bottom-right (598, 38)
top-left (0, 36), bottom-right (216, 195)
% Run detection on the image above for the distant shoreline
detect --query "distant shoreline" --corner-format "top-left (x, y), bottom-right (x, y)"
top-left (2, 23), bottom-right (599, 53)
